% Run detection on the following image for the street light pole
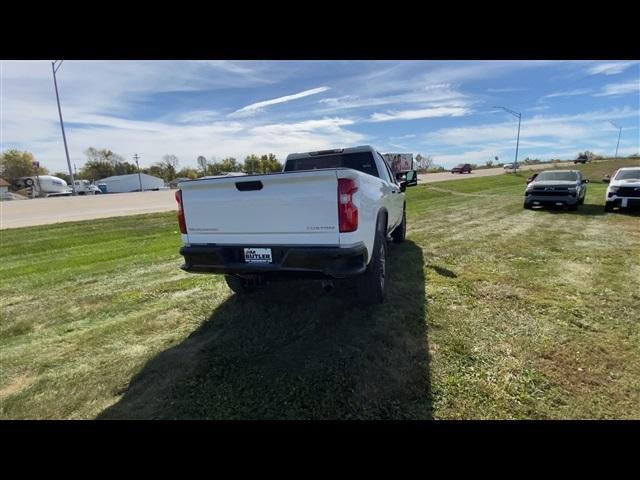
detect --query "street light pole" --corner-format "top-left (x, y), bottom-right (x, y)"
top-left (610, 122), bottom-right (622, 158)
top-left (133, 153), bottom-right (143, 192)
top-left (52, 60), bottom-right (77, 195)
top-left (493, 106), bottom-right (522, 174)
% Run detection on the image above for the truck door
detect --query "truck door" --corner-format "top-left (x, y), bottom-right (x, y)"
top-left (377, 152), bottom-right (403, 231)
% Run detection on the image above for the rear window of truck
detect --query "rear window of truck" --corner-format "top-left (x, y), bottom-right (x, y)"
top-left (284, 152), bottom-right (380, 178)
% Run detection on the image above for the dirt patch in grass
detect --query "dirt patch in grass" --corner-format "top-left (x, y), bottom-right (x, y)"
top-left (0, 373), bottom-right (35, 401)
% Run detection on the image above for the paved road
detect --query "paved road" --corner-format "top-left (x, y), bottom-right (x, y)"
top-left (417, 163), bottom-right (556, 183)
top-left (1, 190), bottom-right (177, 230)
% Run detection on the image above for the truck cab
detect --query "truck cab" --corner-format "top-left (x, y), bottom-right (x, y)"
top-left (73, 179), bottom-right (102, 195)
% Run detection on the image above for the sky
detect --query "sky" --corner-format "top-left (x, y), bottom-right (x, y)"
top-left (1, 60), bottom-right (639, 172)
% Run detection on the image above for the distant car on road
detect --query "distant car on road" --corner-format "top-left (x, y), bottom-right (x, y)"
top-left (524, 170), bottom-right (588, 211)
top-left (503, 162), bottom-right (520, 170)
top-left (603, 166), bottom-right (640, 212)
top-left (574, 153), bottom-right (591, 164)
top-left (451, 163), bottom-right (472, 174)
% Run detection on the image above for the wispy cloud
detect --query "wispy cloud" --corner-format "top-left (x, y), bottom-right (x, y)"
top-left (586, 62), bottom-right (634, 76)
top-left (593, 80), bottom-right (639, 97)
top-left (369, 106), bottom-right (469, 123)
top-left (544, 88), bottom-right (592, 98)
top-left (317, 84), bottom-right (469, 114)
top-left (390, 134), bottom-right (417, 140)
top-left (487, 87), bottom-right (525, 93)
top-left (173, 110), bottom-right (219, 124)
top-left (230, 86), bottom-right (331, 117)
top-left (528, 105), bottom-right (550, 112)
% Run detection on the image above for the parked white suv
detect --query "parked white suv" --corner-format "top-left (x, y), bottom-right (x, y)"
top-left (176, 146), bottom-right (417, 304)
top-left (604, 166), bottom-right (640, 212)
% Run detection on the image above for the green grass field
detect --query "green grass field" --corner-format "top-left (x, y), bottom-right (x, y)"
top-left (1, 158), bottom-right (639, 419)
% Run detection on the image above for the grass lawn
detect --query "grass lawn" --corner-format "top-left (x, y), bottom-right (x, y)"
top-left (1, 159), bottom-right (639, 419)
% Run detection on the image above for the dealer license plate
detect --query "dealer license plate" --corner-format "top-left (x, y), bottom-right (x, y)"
top-left (244, 248), bottom-right (272, 263)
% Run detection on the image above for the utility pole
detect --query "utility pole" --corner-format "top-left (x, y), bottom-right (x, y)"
top-left (134, 153), bottom-right (143, 192)
top-left (493, 106), bottom-right (522, 174)
top-left (51, 60), bottom-right (77, 195)
top-left (610, 122), bottom-right (622, 158)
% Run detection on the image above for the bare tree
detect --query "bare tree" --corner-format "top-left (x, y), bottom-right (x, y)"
top-left (415, 154), bottom-right (434, 171)
top-left (197, 156), bottom-right (207, 173)
top-left (162, 154), bottom-right (179, 169)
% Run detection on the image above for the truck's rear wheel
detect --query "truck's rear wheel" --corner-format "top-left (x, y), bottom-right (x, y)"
top-left (356, 227), bottom-right (386, 305)
top-left (224, 275), bottom-right (257, 294)
top-left (391, 209), bottom-right (406, 243)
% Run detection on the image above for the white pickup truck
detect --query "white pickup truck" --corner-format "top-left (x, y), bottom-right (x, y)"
top-left (176, 145), bottom-right (418, 304)
top-left (603, 166), bottom-right (640, 212)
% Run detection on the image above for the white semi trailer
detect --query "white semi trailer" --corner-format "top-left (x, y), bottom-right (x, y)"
top-left (382, 153), bottom-right (414, 178)
top-left (13, 176), bottom-right (102, 197)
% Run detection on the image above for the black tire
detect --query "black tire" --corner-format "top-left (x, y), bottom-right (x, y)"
top-left (224, 275), bottom-right (256, 294)
top-left (391, 208), bottom-right (406, 243)
top-left (604, 202), bottom-right (613, 212)
top-left (524, 202), bottom-right (533, 210)
top-left (356, 222), bottom-right (387, 305)
top-left (24, 178), bottom-right (35, 187)
top-left (568, 204), bottom-right (578, 211)
top-left (578, 196), bottom-right (584, 205)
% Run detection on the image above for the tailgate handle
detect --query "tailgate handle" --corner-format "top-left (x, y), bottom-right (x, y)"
top-left (235, 181), bottom-right (263, 191)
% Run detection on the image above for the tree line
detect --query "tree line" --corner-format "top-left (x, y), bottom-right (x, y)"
top-left (0, 148), bottom-right (284, 186)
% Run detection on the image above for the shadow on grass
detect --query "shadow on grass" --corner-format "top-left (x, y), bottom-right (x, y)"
top-left (609, 207), bottom-right (640, 217)
top-left (429, 265), bottom-right (457, 278)
top-left (98, 240), bottom-right (431, 420)
top-left (529, 204), bottom-right (607, 217)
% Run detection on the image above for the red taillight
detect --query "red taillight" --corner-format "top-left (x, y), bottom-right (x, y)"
top-left (338, 178), bottom-right (358, 232)
top-left (175, 190), bottom-right (187, 234)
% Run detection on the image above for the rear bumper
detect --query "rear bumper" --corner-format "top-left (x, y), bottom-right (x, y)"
top-left (179, 242), bottom-right (368, 279)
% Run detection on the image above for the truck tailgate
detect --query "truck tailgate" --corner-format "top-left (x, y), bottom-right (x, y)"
top-left (180, 170), bottom-right (340, 246)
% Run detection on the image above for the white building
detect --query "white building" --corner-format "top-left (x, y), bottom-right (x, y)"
top-left (98, 173), bottom-right (165, 193)
top-left (0, 178), bottom-right (9, 196)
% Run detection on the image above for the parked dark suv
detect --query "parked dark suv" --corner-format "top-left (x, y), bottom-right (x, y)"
top-left (524, 170), bottom-right (588, 211)
top-left (451, 163), bottom-right (472, 174)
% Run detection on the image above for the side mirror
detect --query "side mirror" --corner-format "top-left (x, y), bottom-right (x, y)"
top-left (399, 181), bottom-right (407, 192)
top-left (405, 170), bottom-right (418, 187)
top-left (583, 179), bottom-right (589, 184)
